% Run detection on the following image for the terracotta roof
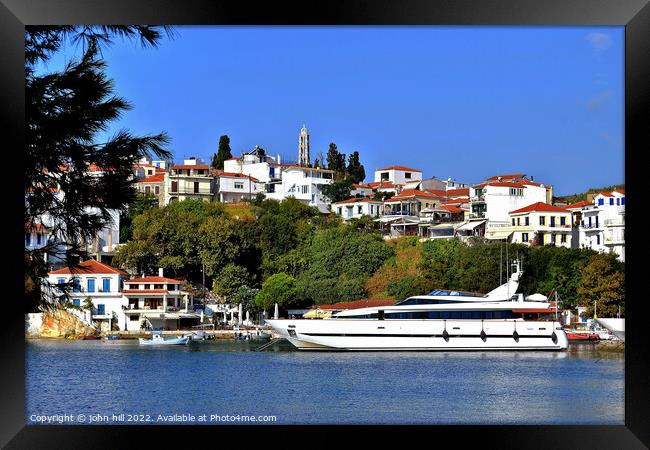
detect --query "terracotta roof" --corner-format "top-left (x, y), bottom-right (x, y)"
top-left (316, 299), bottom-right (396, 310)
top-left (438, 205), bottom-right (463, 214)
top-left (155, 168), bottom-right (167, 173)
top-left (171, 164), bottom-right (210, 171)
top-left (387, 189), bottom-right (442, 202)
top-left (486, 173), bottom-right (526, 181)
top-left (26, 222), bottom-right (48, 234)
top-left (49, 259), bottom-right (129, 276)
top-left (137, 174), bottom-right (165, 183)
top-left (334, 197), bottom-right (383, 205)
top-left (443, 197), bottom-right (470, 204)
top-left (423, 189), bottom-right (447, 196)
top-left (510, 202), bottom-right (570, 214)
top-left (445, 188), bottom-right (470, 196)
top-left (565, 200), bottom-right (593, 210)
top-left (124, 276), bottom-right (184, 283)
top-left (377, 165), bottom-right (422, 172)
top-left (597, 192), bottom-right (614, 197)
top-left (613, 188), bottom-right (625, 195)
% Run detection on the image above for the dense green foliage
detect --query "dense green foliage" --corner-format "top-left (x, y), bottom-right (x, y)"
top-left (560, 184), bottom-right (624, 204)
top-left (321, 179), bottom-right (353, 203)
top-left (119, 192), bottom-right (159, 242)
top-left (346, 151), bottom-right (366, 183)
top-left (256, 273), bottom-right (298, 311)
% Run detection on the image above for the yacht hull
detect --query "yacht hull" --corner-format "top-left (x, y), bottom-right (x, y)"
top-left (267, 319), bottom-right (568, 351)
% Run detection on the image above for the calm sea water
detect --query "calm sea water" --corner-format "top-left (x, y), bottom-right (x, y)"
top-left (26, 339), bottom-right (624, 425)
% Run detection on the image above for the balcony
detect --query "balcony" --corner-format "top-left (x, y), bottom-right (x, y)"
top-left (604, 232), bottom-right (624, 245)
top-left (604, 218), bottom-right (625, 227)
top-left (470, 194), bottom-right (485, 202)
top-left (469, 212), bottom-right (485, 219)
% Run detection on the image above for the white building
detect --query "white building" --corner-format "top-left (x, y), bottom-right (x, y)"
top-left (215, 171), bottom-right (265, 203)
top-left (507, 202), bottom-right (573, 247)
top-left (122, 270), bottom-right (200, 331)
top-left (595, 189), bottom-right (625, 261)
top-left (350, 183), bottom-right (374, 197)
top-left (566, 200), bottom-right (606, 253)
top-left (374, 165), bottom-right (423, 185)
top-left (47, 259), bottom-right (130, 332)
top-left (332, 197), bottom-right (384, 221)
top-left (469, 178), bottom-right (550, 238)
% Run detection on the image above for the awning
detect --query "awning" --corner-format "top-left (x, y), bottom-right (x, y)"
top-left (456, 220), bottom-right (485, 231)
top-left (375, 217), bottom-right (399, 223)
top-left (303, 309), bottom-right (332, 319)
top-left (485, 230), bottom-right (513, 240)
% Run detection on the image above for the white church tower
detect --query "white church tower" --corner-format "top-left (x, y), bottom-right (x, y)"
top-left (298, 124), bottom-right (310, 167)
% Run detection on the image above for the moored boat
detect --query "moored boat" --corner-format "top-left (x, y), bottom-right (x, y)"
top-left (138, 330), bottom-right (189, 346)
top-left (267, 259), bottom-right (568, 351)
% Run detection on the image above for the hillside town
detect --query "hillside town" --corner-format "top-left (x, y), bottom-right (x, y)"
top-left (25, 126), bottom-right (625, 335)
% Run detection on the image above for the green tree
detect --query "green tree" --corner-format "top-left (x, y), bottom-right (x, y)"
top-left (321, 179), bottom-right (353, 204)
top-left (346, 151), bottom-right (366, 183)
top-left (25, 26), bottom-right (173, 276)
top-left (577, 253), bottom-right (625, 318)
top-left (231, 286), bottom-right (260, 315)
top-left (119, 192), bottom-right (159, 242)
top-left (211, 135), bottom-right (232, 170)
top-left (326, 142), bottom-right (346, 175)
top-left (211, 264), bottom-right (252, 300)
top-left (255, 273), bottom-right (297, 313)
top-left (387, 276), bottom-right (430, 300)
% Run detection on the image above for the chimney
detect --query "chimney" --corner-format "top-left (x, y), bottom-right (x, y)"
top-left (158, 267), bottom-right (164, 278)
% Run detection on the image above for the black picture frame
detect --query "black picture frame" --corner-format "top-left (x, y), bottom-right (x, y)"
top-left (2, 0), bottom-right (648, 447)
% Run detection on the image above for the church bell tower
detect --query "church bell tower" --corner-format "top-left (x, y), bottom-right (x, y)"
top-left (298, 124), bottom-right (310, 167)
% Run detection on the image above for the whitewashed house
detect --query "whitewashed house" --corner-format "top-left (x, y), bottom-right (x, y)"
top-left (215, 171), bottom-right (265, 203)
top-left (566, 200), bottom-right (606, 253)
top-left (469, 177), bottom-right (550, 239)
top-left (507, 202), bottom-right (573, 247)
top-left (374, 165), bottom-right (423, 185)
top-left (350, 183), bottom-right (374, 197)
top-left (47, 259), bottom-right (130, 332)
top-left (122, 270), bottom-right (200, 331)
top-left (595, 189), bottom-right (625, 261)
top-left (332, 197), bottom-right (384, 221)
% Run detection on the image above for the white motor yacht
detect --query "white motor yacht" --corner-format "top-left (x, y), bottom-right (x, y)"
top-left (267, 260), bottom-right (568, 351)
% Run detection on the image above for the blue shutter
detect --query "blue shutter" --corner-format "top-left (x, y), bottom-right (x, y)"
top-left (103, 278), bottom-right (111, 292)
top-left (97, 304), bottom-right (105, 315)
top-left (73, 299), bottom-right (81, 307)
top-left (621, 197), bottom-right (625, 205)
top-left (87, 279), bottom-right (95, 293)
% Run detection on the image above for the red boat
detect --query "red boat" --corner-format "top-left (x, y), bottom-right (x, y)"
top-left (564, 322), bottom-right (600, 341)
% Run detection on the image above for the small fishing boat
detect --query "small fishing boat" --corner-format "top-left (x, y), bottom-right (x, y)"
top-left (103, 335), bottom-right (119, 341)
top-left (139, 330), bottom-right (189, 346)
top-left (564, 322), bottom-right (600, 342)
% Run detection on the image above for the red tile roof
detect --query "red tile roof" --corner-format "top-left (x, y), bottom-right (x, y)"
top-left (445, 188), bottom-right (470, 196)
top-left (26, 221), bottom-right (48, 234)
top-left (316, 299), bottom-right (396, 310)
top-left (565, 200), bottom-right (593, 210)
top-left (443, 197), bottom-right (470, 204)
top-left (613, 188), bottom-right (625, 195)
top-left (124, 276), bottom-right (184, 283)
top-left (368, 181), bottom-right (397, 189)
top-left (49, 259), bottom-right (129, 276)
top-left (378, 165), bottom-right (422, 172)
top-left (438, 205), bottom-right (463, 214)
top-left (486, 173), bottom-right (526, 181)
top-left (423, 189), bottom-right (447, 196)
top-left (387, 189), bottom-right (443, 202)
top-left (510, 202), bottom-right (570, 214)
top-left (597, 192), bottom-right (614, 197)
top-left (137, 174), bottom-right (165, 183)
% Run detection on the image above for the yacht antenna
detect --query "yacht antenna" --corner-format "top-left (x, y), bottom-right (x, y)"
top-left (506, 240), bottom-right (510, 298)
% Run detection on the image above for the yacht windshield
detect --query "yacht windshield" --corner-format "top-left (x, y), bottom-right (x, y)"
top-left (428, 289), bottom-right (485, 297)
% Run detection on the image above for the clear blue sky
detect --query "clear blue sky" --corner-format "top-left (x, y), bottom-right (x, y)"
top-left (43, 26), bottom-right (624, 195)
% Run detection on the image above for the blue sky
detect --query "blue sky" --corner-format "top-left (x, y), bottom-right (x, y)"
top-left (42, 26), bottom-right (624, 195)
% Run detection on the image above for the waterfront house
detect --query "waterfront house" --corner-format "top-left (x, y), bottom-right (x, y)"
top-left (332, 197), bottom-right (384, 221)
top-left (507, 202), bottom-right (573, 247)
top-left (122, 269), bottom-right (200, 331)
top-left (47, 259), bottom-right (130, 332)
top-left (163, 157), bottom-right (216, 205)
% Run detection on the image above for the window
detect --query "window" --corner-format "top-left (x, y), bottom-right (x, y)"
top-left (560, 217), bottom-right (566, 226)
top-left (36, 234), bottom-right (42, 245)
top-left (357, 206), bottom-right (362, 214)
top-left (598, 198), bottom-right (604, 205)
top-left (561, 234), bottom-right (566, 243)
top-left (102, 278), bottom-right (111, 292)
top-left (616, 198), bottom-right (620, 205)
top-left (87, 279), bottom-right (95, 293)
top-left (539, 216), bottom-right (545, 225)
top-left (337, 207), bottom-right (342, 215)
top-left (609, 198), bottom-right (614, 205)
top-left (516, 217), bottom-right (520, 226)
top-left (621, 197), bottom-right (625, 205)
top-left (198, 169), bottom-right (205, 175)
top-left (145, 186), bottom-right (151, 193)
top-left (72, 279), bottom-right (81, 292)
top-left (171, 181), bottom-right (178, 192)
top-left (73, 299), bottom-right (81, 307)
top-left (512, 218), bottom-right (515, 226)
top-left (380, 172), bottom-right (389, 181)
top-left (25, 233), bottom-right (31, 246)
top-left (405, 172), bottom-right (412, 179)
top-left (596, 234), bottom-right (600, 245)
top-left (193, 182), bottom-right (199, 193)
top-left (551, 234), bottom-right (556, 243)
top-left (234, 182), bottom-right (244, 189)
top-left (509, 188), bottom-right (523, 196)
top-left (595, 216), bottom-right (599, 227)
top-left (155, 186), bottom-right (160, 195)
top-left (588, 216), bottom-right (592, 227)
top-left (97, 304), bottom-right (105, 315)
top-left (550, 216), bottom-right (556, 227)
top-left (522, 233), bottom-right (528, 242)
